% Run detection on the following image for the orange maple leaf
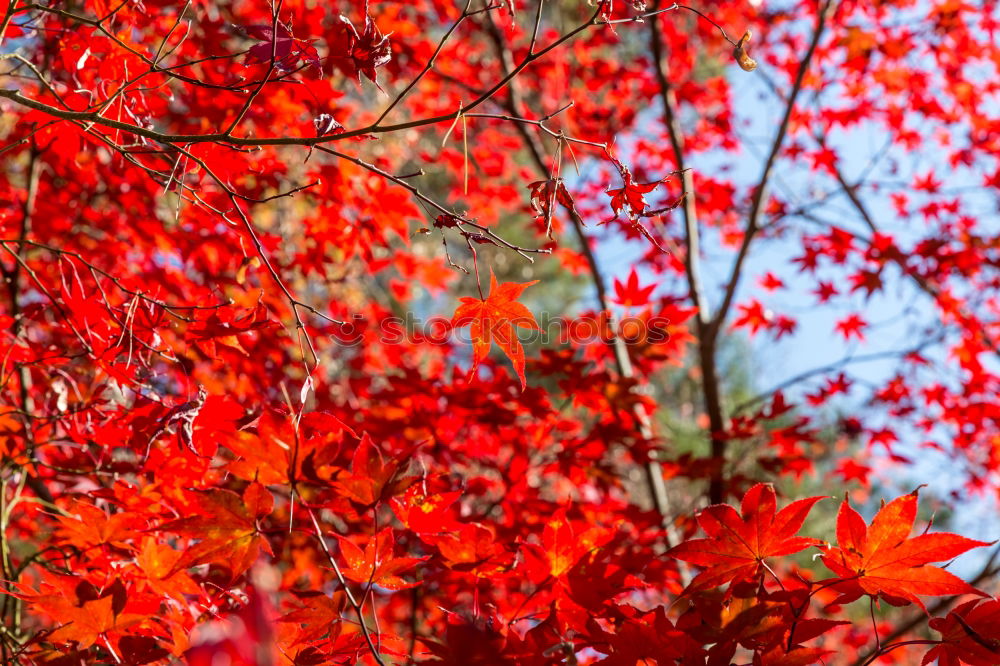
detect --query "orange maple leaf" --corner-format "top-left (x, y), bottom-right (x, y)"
top-left (159, 482), bottom-right (274, 579)
top-left (55, 500), bottom-right (141, 549)
top-left (666, 483), bottom-right (825, 592)
top-left (9, 576), bottom-right (146, 650)
top-left (135, 537), bottom-right (202, 601)
top-left (452, 269), bottom-right (539, 388)
top-left (334, 528), bottom-right (426, 591)
top-left (820, 489), bottom-right (991, 609)
top-left (48, 593), bottom-right (146, 649)
top-left (430, 522), bottom-right (515, 577)
top-left (279, 590), bottom-right (347, 645)
top-left (333, 433), bottom-right (419, 508)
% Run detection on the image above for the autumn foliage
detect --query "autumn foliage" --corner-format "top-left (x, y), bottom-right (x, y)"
top-left (1, 0), bottom-right (999, 664)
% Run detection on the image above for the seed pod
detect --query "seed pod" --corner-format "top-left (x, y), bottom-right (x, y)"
top-left (733, 29), bottom-right (758, 72)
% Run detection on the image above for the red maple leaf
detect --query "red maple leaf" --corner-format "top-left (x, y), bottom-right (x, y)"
top-left (333, 433), bottom-right (419, 508)
top-left (733, 299), bottom-right (773, 336)
top-left (759, 271), bottom-right (785, 291)
top-left (280, 591), bottom-right (347, 646)
top-left (755, 645), bottom-right (832, 666)
top-left (428, 522), bottom-right (515, 577)
top-left (833, 459), bottom-right (872, 485)
top-left (849, 268), bottom-right (884, 297)
top-left (521, 509), bottom-right (614, 580)
top-left (773, 314), bottom-right (797, 339)
top-left (326, 7), bottom-right (391, 88)
top-left (188, 302), bottom-right (277, 357)
top-left (813, 280), bottom-right (839, 303)
top-left (335, 528), bottom-right (425, 590)
top-left (606, 168), bottom-right (663, 220)
top-left (834, 313), bottom-right (867, 341)
top-left (391, 486), bottom-right (462, 534)
top-left (240, 22), bottom-right (320, 71)
top-left (924, 598), bottom-right (1000, 666)
top-left (820, 489), bottom-right (990, 609)
top-left (666, 483), bottom-right (825, 592)
top-left (452, 269), bottom-right (539, 388)
top-left (613, 269), bottom-right (656, 307)
top-left (527, 178), bottom-right (579, 238)
top-left (587, 606), bottom-right (705, 665)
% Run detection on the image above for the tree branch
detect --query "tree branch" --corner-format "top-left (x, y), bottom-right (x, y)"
top-left (712, 0), bottom-right (837, 333)
top-left (483, 9), bottom-right (677, 546)
top-left (648, 0), bottom-right (729, 503)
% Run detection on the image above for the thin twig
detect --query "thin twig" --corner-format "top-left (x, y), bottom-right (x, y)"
top-left (305, 508), bottom-right (386, 666)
